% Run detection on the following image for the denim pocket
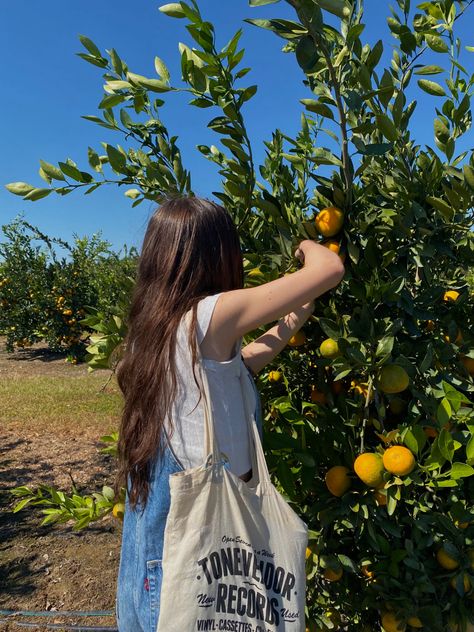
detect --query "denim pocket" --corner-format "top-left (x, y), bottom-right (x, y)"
top-left (146, 558), bottom-right (163, 632)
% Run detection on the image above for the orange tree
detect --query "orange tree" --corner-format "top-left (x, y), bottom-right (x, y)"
top-left (0, 215), bottom-right (137, 361)
top-left (7, 0), bottom-right (474, 629)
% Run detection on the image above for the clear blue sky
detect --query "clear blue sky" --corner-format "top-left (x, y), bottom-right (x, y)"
top-left (1, 0), bottom-right (473, 256)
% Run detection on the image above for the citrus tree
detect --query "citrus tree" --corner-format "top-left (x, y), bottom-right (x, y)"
top-left (7, 0), bottom-right (474, 629)
top-left (0, 215), bottom-right (137, 361)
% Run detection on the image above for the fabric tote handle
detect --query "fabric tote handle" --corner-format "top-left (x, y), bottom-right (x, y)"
top-left (186, 308), bottom-right (271, 483)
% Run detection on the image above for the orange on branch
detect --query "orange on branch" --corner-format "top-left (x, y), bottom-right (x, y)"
top-left (378, 364), bottom-right (410, 394)
top-left (423, 426), bottom-right (438, 439)
top-left (374, 488), bottom-right (387, 506)
top-left (381, 611), bottom-right (406, 632)
top-left (325, 465), bottom-right (351, 497)
top-left (450, 573), bottom-right (471, 593)
top-left (319, 337), bottom-right (340, 358)
top-left (389, 397), bottom-right (406, 415)
top-left (268, 370), bottom-right (282, 383)
top-left (436, 546), bottom-right (459, 570)
top-left (354, 452), bottom-right (385, 487)
top-left (323, 239), bottom-right (340, 254)
top-left (460, 355), bottom-right (474, 375)
top-left (323, 566), bottom-right (343, 582)
top-left (382, 446), bottom-right (415, 476)
top-left (443, 290), bottom-right (460, 302)
top-left (288, 330), bottom-right (306, 347)
top-left (314, 207), bottom-right (344, 237)
top-left (330, 379), bottom-right (344, 395)
top-left (407, 616), bottom-right (423, 628)
top-left (310, 388), bottom-right (327, 405)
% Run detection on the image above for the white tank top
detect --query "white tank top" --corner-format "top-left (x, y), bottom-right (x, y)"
top-left (165, 292), bottom-right (256, 477)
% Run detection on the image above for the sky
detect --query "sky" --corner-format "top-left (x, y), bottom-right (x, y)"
top-left (1, 0), bottom-right (473, 257)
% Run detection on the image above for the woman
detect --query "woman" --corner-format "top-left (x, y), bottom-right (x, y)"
top-left (114, 196), bottom-right (344, 632)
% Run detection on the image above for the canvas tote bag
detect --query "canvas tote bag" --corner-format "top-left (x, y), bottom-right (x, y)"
top-left (157, 318), bottom-right (308, 632)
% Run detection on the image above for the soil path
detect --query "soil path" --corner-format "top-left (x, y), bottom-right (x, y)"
top-left (0, 339), bottom-right (122, 632)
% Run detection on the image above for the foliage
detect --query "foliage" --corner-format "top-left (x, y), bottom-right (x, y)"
top-left (6, 0), bottom-right (474, 629)
top-left (0, 216), bottom-right (138, 361)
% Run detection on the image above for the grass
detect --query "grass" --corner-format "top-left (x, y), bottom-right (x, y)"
top-left (0, 373), bottom-right (123, 434)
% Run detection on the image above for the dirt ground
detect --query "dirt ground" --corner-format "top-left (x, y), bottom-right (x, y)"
top-left (0, 338), bottom-right (122, 631)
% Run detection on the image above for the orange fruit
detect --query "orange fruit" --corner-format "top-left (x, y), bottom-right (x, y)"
top-left (444, 290), bottom-right (460, 302)
top-left (354, 453), bottom-right (385, 487)
top-left (319, 338), bottom-right (340, 358)
top-left (323, 239), bottom-right (340, 254)
top-left (323, 566), bottom-right (343, 582)
top-left (382, 446), bottom-right (415, 476)
top-left (423, 426), bottom-right (438, 439)
top-left (461, 355), bottom-right (474, 375)
top-left (436, 546), bottom-right (459, 570)
top-left (374, 488), bottom-right (387, 506)
top-left (288, 331), bottom-right (306, 346)
top-left (389, 397), bottom-right (406, 415)
top-left (378, 365), bottom-right (410, 394)
top-left (450, 573), bottom-right (471, 593)
top-left (381, 611), bottom-right (406, 632)
top-left (310, 388), bottom-right (327, 405)
top-left (314, 207), bottom-right (344, 237)
top-left (330, 379), bottom-right (344, 395)
top-left (407, 616), bottom-right (423, 628)
top-left (468, 549), bottom-right (474, 570)
top-left (268, 370), bottom-right (282, 383)
top-left (325, 465), bottom-right (351, 497)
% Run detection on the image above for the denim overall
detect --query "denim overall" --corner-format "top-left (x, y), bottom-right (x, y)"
top-left (115, 364), bottom-right (263, 632)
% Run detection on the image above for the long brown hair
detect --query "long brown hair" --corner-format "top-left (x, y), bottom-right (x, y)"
top-left (114, 196), bottom-right (244, 512)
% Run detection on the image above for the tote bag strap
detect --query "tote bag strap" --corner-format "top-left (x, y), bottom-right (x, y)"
top-left (239, 364), bottom-right (272, 484)
top-left (185, 307), bottom-right (271, 482)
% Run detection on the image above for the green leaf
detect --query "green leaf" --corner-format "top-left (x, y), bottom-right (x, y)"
top-left (308, 148), bottom-right (342, 166)
top-left (125, 189), bottom-right (141, 199)
top-left (375, 113), bottom-right (399, 141)
top-left (300, 99), bottom-right (334, 119)
top-left (316, 0), bottom-right (351, 19)
top-left (450, 463), bottom-right (474, 479)
top-left (5, 182), bottom-right (36, 196)
top-left (376, 336), bottom-right (394, 357)
top-left (159, 3), bottom-right (186, 17)
top-left (154, 56), bottom-right (170, 83)
top-left (417, 79), bottom-right (446, 96)
top-left (437, 428), bottom-right (454, 462)
top-left (463, 165), bottom-right (474, 191)
top-left (23, 188), bottom-right (53, 201)
top-left (296, 35), bottom-right (318, 72)
top-left (105, 145), bottom-right (128, 174)
top-left (426, 196), bottom-right (454, 221)
top-left (128, 73), bottom-right (171, 93)
top-left (466, 434), bottom-right (474, 465)
top-left (59, 162), bottom-right (86, 182)
top-left (39, 160), bottom-right (66, 181)
top-left (249, 0), bottom-right (280, 4)
top-left (12, 497), bottom-right (34, 513)
top-left (79, 35), bottom-right (102, 57)
top-left (87, 147), bottom-right (102, 172)
top-left (437, 397), bottom-right (451, 426)
top-left (425, 34), bottom-right (449, 53)
top-left (414, 65), bottom-right (444, 75)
